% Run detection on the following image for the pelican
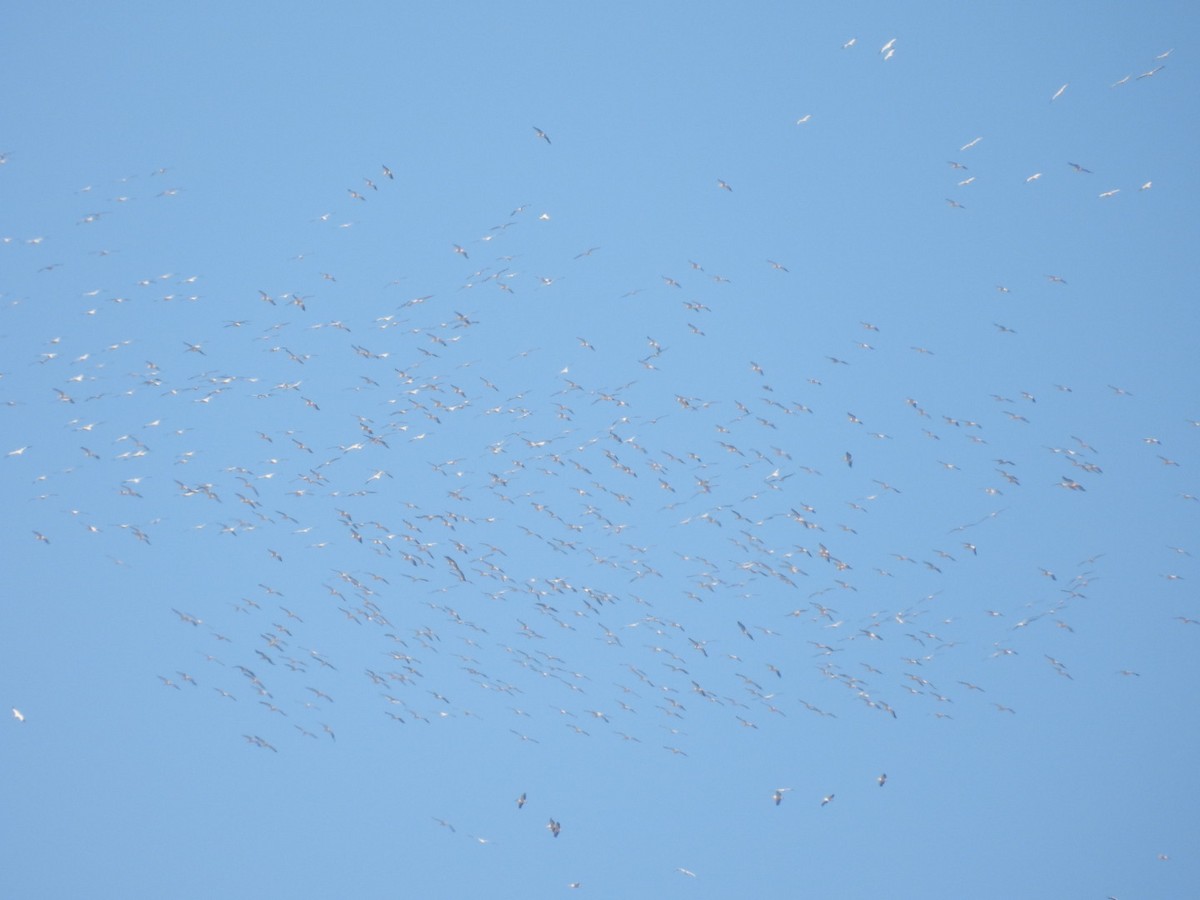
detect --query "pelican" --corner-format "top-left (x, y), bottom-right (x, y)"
top-left (1050, 83), bottom-right (1068, 101)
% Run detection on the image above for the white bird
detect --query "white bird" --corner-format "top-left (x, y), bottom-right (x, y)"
top-left (795, 114), bottom-right (812, 124)
top-left (821, 793), bottom-right (835, 806)
top-left (1051, 83), bottom-right (1068, 101)
top-left (842, 38), bottom-right (856, 49)
top-left (960, 136), bottom-right (982, 151)
top-left (1139, 181), bottom-right (1152, 191)
top-left (11, 707), bottom-right (25, 723)
top-left (880, 38), bottom-right (896, 54)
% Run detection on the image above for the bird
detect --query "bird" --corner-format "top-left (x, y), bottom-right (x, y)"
top-left (773, 787), bottom-right (791, 805)
top-left (516, 792), bottom-right (527, 809)
top-left (821, 793), bottom-right (835, 806)
top-left (11, 707), bottom-right (25, 723)
top-left (547, 818), bottom-right (561, 838)
top-left (717, 179), bottom-right (733, 192)
top-left (1051, 83), bottom-right (1068, 101)
top-left (877, 773), bottom-right (887, 787)
top-left (533, 126), bottom-right (551, 144)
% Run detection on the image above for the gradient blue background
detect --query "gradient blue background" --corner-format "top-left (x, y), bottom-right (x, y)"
top-left (2, 3), bottom-right (1196, 897)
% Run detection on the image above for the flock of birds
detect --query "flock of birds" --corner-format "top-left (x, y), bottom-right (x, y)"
top-left (2, 31), bottom-right (1193, 891)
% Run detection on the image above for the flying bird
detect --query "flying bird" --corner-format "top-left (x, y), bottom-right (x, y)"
top-left (821, 793), bottom-right (835, 806)
top-left (533, 126), bottom-right (551, 144)
top-left (1051, 83), bottom-right (1068, 101)
top-left (11, 707), bottom-right (24, 723)
top-left (877, 773), bottom-right (887, 787)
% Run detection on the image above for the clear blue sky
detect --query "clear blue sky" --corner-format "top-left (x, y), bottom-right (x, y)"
top-left (2, 3), bottom-right (1197, 897)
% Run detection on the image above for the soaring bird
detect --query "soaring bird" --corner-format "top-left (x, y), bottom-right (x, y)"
top-left (516, 792), bottom-right (527, 809)
top-left (821, 793), bottom-right (835, 806)
top-left (11, 707), bottom-right (25, 723)
top-left (773, 787), bottom-right (791, 805)
top-left (533, 126), bottom-right (551, 144)
top-left (877, 773), bottom-right (887, 787)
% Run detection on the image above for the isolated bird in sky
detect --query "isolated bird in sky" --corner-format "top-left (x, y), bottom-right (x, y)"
top-left (773, 787), bottom-right (791, 805)
top-left (533, 126), bottom-right (551, 144)
top-left (516, 792), bottom-right (526, 809)
top-left (11, 707), bottom-right (24, 723)
top-left (877, 773), bottom-right (887, 787)
top-left (1051, 83), bottom-right (1068, 101)
top-left (717, 179), bottom-right (733, 191)
top-left (821, 793), bottom-right (835, 806)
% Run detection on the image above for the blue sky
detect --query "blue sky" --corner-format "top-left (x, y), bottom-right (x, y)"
top-left (2, 3), bottom-right (1197, 897)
